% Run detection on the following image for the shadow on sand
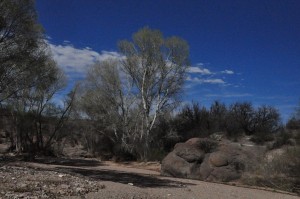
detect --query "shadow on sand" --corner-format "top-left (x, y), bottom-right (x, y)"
top-left (33, 157), bottom-right (103, 167)
top-left (56, 167), bottom-right (196, 188)
top-left (0, 156), bottom-right (102, 167)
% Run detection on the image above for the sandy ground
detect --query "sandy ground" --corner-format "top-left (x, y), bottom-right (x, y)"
top-left (1, 157), bottom-right (298, 199)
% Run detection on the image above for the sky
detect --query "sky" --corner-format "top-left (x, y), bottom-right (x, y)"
top-left (35, 0), bottom-right (300, 122)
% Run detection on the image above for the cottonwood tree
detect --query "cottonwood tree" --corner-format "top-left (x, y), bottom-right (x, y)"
top-left (80, 27), bottom-right (190, 160)
top-left (0, 0), bottom-right (76, 154)
top-left (78, 59), bottom-right (138, 155)
top-left (0, 0), bottom-right (45, 103)
top-left (119, 27), bottom-right (189, 159)
top-left (6, 56), bottom-right (75, 154)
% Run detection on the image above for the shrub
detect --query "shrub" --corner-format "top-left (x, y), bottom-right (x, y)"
top-left (269, 130), bottom-right (293, 150)
top-left (250, 133), bottom-right (274, 144)
top-left (198, 138), bottom-right (218, 153)
top-left (174, 102), bottom-right (211, 140)
top-left (242, 146), bottom-right (300, 194)
top-left (286, 117), bottom-right (300, 130)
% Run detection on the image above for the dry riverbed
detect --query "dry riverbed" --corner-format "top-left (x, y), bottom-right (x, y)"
top-left (0, 157), bottom-right (298, 199)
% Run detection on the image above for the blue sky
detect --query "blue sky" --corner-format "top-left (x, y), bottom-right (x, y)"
top-left (35, 0), bottom-right (300, 122)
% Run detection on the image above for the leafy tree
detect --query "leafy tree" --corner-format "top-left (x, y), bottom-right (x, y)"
top-left (79, 27), bottom-right (190, 160)
top-left (0, 0), bottom-right (46, 103)
top-left (6, 58), bottom-right (75, 154)
top-left (0, 0), bottom-right (76, 155)
top-left (119, 27), bottom-right (189, 159)
top-left (78, 59), bottom-right (137, 156)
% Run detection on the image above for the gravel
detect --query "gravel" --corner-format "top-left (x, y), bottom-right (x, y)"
top-left (0, 165), bottom-right (104, 198)
top-left (0, 160), bottom-right (298, 199)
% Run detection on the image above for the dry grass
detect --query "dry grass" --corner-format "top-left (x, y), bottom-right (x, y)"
top-left (242, 146), bottom-right (300, 194)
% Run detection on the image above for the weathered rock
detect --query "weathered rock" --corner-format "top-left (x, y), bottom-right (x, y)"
top-left (161, 152), bottom-right (192, 178)
top-left (161, 137), bottom-right (254, 182)
top-left (207, 166), bottom-right (241, 182)
top-left (173, 143), bottom-right (205, 163)
top-left (209, 152), bottom-right (229, 167)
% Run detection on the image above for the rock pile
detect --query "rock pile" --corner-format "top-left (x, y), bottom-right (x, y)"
top-left (161, 138), bottom-right (255, 182)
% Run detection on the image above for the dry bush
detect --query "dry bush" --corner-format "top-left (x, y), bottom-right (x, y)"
top-left (242, 146), bottom-right (300, 194)
top-left (198, 138), bottom-right (218, 153)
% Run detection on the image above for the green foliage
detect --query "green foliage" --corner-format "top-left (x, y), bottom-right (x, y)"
top-left (0, 0), bottom-right (46, 102)
top-left (79, 27), bottom-right (190, 160)
top-left (0, 0), bottom-right (74, 155)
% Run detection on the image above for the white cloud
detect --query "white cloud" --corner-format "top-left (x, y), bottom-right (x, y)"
top-left (187, 76), bottom-right (225, 84)
top-left (47, 41), bottom-right (124, 77)
top-left (221, 70), bottom-right (234, 75)
top-left (187, 66), bottom-right (212, 75)
top-left (203, 79), bottom-right (225, 84)
top-left (196, 63), bottom-right (204, 66)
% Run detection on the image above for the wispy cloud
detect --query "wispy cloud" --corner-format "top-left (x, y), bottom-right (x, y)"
top-left (188, 66), bottom-right (212, 75)
top-left (187, 76), bottom-right (225, 84)
top-left (221, 70), bottom-right (234, 75)
top-left (47, 41), bottom-right (124, 78)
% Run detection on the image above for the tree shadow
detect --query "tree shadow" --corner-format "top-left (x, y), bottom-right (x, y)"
top-left (56, 167), bottom-right (196, 188)
top-left (33, 157), bottom-right (102, 167)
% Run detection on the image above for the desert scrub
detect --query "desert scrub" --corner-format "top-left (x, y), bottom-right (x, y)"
top-left (198, 138), bottom-right (218, 153)
top-left (242, 146), bottom-right (300, 194)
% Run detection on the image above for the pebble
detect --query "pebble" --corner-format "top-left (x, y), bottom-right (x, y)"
top-left (0, 166), bottom-right (104, 198)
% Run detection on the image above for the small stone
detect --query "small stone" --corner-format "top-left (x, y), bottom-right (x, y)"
top-left (61, 184), bottom-right (70, 189)
top-left (128, 183), bottom-right (134, 186)
top-left (76, 187), bottom-right (85, 194)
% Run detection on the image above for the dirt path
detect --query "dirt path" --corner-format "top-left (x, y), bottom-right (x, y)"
top-left (2, 157), bottom-right (299, 199)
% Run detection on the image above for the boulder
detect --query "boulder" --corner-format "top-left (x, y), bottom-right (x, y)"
top-left (209, 152), bottom-right (229, 167)
top-left (173, 143), bottom-right (205, 163)
top-left (161, 152), bottom-right (193, 178)
top-left (161, 137), bottom-right (254, 182)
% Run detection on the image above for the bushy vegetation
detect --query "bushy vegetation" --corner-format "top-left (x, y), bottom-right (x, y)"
top-left (242, 146), bottom-right (300, 194)
top-left (171, 101), bottom-right (281, 144)
top-left (64, 100), bottom-right (286, 161)
top-left (0, 0), bottom-right (75, 155)
top-left (0, 0), bottom-right (298, 169)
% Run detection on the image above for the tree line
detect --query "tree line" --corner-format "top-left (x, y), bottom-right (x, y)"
top-left (0, 0), bottom-right (299, 161)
